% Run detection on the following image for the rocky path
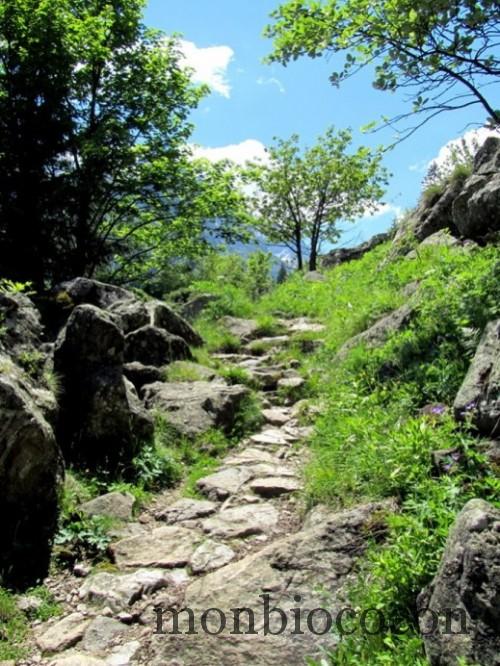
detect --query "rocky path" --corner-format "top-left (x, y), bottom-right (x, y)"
top-left (21, 318), bottom-right (389, 666)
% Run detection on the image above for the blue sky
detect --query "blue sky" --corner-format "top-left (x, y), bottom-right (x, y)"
top-left (145, 0), bottom-right (497, 250)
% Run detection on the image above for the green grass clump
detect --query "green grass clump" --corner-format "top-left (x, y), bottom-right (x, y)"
top-left (255, 241), bottom-right (499, 663)
top-left (0, 588), bottom-right (28, 660)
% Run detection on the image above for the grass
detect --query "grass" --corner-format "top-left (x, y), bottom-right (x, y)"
top-left (0, 588), bottom-right (28, 660)
top-left (249, 240), bottom-right (500, 663)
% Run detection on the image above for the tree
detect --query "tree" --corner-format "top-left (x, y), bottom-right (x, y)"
top-left (0, 0), bottom-right (250, 290)
top-left (265, 0), bottom-right (500, 139)
top-left (244, 127), bottom-right (388, 271)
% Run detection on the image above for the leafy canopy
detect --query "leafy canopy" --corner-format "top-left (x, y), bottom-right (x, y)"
top-left (265, 0), bottom-right (500, 138)
top-left (0, 0), bottom-right (250, 289)
top-left (244, 127), bottom-right (388, 270)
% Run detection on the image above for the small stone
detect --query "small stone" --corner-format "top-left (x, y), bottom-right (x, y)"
top-left (80, 616), bottom-right (127, 654)
top-left (48, 655), bottom-right (106, 666)
top-left (250, 476), bottom-right (301, 498)
top-left (107, 640), bottom-right (141, 666)
top-left (79, 492), bottom-right (135, 521)
top-left (155, 498), bottom-right (217, 524)
top-left (111, 525), bottom-right (199, 569)
top-left (250, 429), bottom-right (293, 446)
top-left (202, 503), bottom-right (279, 539)
top-left (190, 540), bottom-right (236, 574)
top-left (73, 563), bottom-right (91, 578)
top-left (262, 408), bottom-right (291, 426)
top-left (79, 569), bottom-right (171, 612)
top-left (36, 612), bottom-right (90, 654)
top-left (196, 467), bottom-right (253, 500)
top-left (278, 376), bottom-right (305, 390)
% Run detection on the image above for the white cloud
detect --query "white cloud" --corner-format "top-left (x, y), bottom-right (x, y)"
top-left (427, 127), bottom-right (499, 171)
top-left (257, 76), bottom-right (286, 94)
top-left (361, 202), bottom-right (402, 219)
top-left (178, 39), bottom-right (234, 98)
top-left (191, 139), bottom-right (269, 166)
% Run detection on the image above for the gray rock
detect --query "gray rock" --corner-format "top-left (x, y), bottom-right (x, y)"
top-left (0, 291), bottom-right (43, 355)
top-left (142, 381), bottom-right (250, 437)
top-left (190, 540), bottom-right (236, 574)
top-left (79, 492), bottom-right (135, 521)
top-left (262, 408), bottom-right (291, 426)
top-left (124, 325), bottom-right (191, 367)
top-left (123, 362), bottom-right (163, 391)
top-left (54, 277), bottom-right (133, 310)
top-left (336, 303), bottom-right (415, 360)
top-left (284, 317), bottom-right (326, 334)
top-left (36, 612), bottom-right (90, 654)
top-left (249, 476), bottom-right (301, 498)
top-left (165, 361), bottom-right (222, 382)
top-left (454, 319), bottom-right (500, 437)
top-left (0, 374), bottom-right (63, 587)
top-left (148, 301), bottom-right (203, 347)
top-left (202, 503), bottom-right (279, 539)
top-left (303, 271), bottom-right (326, 282)
top-left (155, 498), bottom-right (217, 524)
top-left (419, 230), bottom-right (462, 247)
top-left (453, 172), bottom-right (500, 238)
top-left (48, 655), bottom-right (106, 666)
top-left (277, 376), bottom-right (305, 391)
top-left (111, 525), bottom-right (200, 569)
top-left (153, 501), bottom-right (395, 666)
top-left (80, 616), bottom-right (128, 654)
top-left (197, 467), bottom-right (254, 500)
top-left (181, 293), bottom-right (219, 321)
top-left (54, 305), bottom-right (153, 467)
top-left (219, 317), bottom-right (260, 342)
top-left (79, 569), bottom-right (172, 612)
top-left (106, 640), bottom-right (141, 666)
top-left (321, 232), bottom-right (390, 268)
top-left (108, 299), bottom-right (149, 334)
top-left (418, 499), bottom-right (500, 665)
top-left (474, 135), bottom-right (500, 175)
top-left (249, 429), bottom-right (294, 447)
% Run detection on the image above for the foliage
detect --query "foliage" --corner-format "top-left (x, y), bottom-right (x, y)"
top-left (55, 515), bottom-right (114, 561)
top-left (421, 135), bottom-right (479, 199)
top-left (130, 443), bottom-right (181, 491)
top-left (0, 587), bottom-right (28, 660)
top-left (0, 0), bottom-right (250, 289)
top-left (265, 0), bottom-right (500, 138)
top-left (256, 239), bottom-right (500, 662)
top-left (22, 586), bottom-right (62, 622)
top-left (244, 127), bottom-right (388, 270)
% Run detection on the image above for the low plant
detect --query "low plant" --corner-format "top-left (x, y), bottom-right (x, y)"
top-left (0, 587), bottom-right (28, 660)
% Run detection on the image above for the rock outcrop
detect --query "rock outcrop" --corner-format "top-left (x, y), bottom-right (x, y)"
top-left (54, 304), bottom-right (153, 467)
top-left (0, 372), bottom-right (63, 587)
top-left (336, 303), bottom-right (415, 360)
top-left (321, 232), bottom-right (390, 268)
top-left (142, 381), bottom-right (250, 437)
top-left (454, 319), bottom-right (500, 438)
top-left (418, 499), bottom-right (500, 665)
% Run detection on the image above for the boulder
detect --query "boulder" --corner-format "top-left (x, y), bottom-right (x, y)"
top-left (473, 135), bottom-right (500, 176)
top-left (452, 173), bottom-right (500, 239)
top-left (181, 293), bottom-right (218, 321)
top-left (419, 230), bottom-right (462, 248)
top-left (54, 277), bottom-right (133, 310)
top-left (0, 374), bottom-right (63, 587)
top-left (148, 301), bottom-right (203, 347)
top-left (124, 325), bottom-right (191, 367)
top-left (453, 319), bottom-right (500, 437)
top-left (418, 499), bottom-right (500, 665)
top-left (336, 303), bottom-right (415, 360)
top-left (108, 299), bottom-right (149, 334)
top-left (123, 362), bottom-right (163, 391)
top-left (141, 381), bottom-right (250, 437)
top-left (79, 492), bottom-right (135, 521)
top-left (54, 305), bottom-right (153, 467)
top-left (321, 232), bottom-right (390, 268)
top-left (219, 317), bottom-right (260, 342)
top-left (190, 540), bottom-right (236, 574)
top-left (0, 291), bottom-right (45, 364)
